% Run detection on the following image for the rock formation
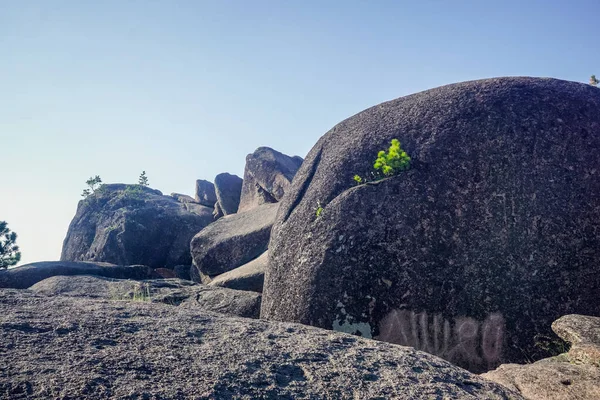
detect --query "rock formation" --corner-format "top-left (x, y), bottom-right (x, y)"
top-left (0, 289), bottom-right (522, 399)
top-left (213, 173), bottom-right (243, 216)
top-left (0, 261), bottom-right (156, 289)
top-left (209, 250), bottom-right (267, 293)
top-left (195, 179), bottom-right (217, 207)
top-left (483, 314), bottom-right (600, 400)
top-left (61, 184), bottom-right (214, 268)
top-left (261, 77), bottom-right (600, 372)
top-left (238, 147), bottom-right (303, 212)
top-left (191, 203), bottom-right (278, 283)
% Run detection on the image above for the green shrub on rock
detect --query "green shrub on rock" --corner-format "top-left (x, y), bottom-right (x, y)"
top-left (354, 138), bottom-right (411, 184)
top-left (374, 139), bottom-right (411, 176)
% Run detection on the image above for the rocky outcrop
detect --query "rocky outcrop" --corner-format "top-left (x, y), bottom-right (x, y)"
top-left (209, 251), bottom-right (267, 293)
top-left (61, 184), bottom-right (214, 268)
top-left (261, 77), bottom-right (600, 372)
top-left (29, 275), bottom-right (261, 318)
top-left (0, 261), bottom-right (156, 289)
top-left (0, 289), bottom-right (522, 399)
top-left (191, 203), bottom-right (278, 282)
top-left (483, 315), bottom-right (600, 400)
top-left (213, 173), bottom-right (243, 216)
top-left (238, 147), bottom-right (303, 212)
top-left (195, 179), bottom-right (217, 207)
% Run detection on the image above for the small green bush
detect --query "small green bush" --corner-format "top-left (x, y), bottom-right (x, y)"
top-left (123, 184), bottom-right (146, 199)
top-left (354, 138), bottom-right (410, 184)
top-left (374, 139), bottom-right (410, 176)
top-left (315, 201), bottom-right (324, 218)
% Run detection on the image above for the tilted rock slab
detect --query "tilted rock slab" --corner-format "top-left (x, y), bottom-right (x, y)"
top-left (195, 179), bottom-right (217, 207)
top-left (209, 250), bottom-right (268, 293)
top-left (0, 289), bottom-right (521, 399)
top-left (238, 147), bottom-right (303, 213)
top-left (213, 173), bottom-right (243, 215)
top-left (261, 77), bottom-right (600, 373)
top-left (191, 203), bottom-right (278, 282)
top-left (483, 314), bottom-right (600, 400)
top-left (61, 184), bottom-right (214, 268)
top-left (29, 275), bottom-right (261, 318)
top-left (0, 261), bottom-right (156, 289)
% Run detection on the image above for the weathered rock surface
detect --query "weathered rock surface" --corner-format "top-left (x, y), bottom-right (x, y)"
top-left (213, 173), bottom-right (243, 215)
top-left (0, 289), bottom-right (522, 399)
top-left (209, 251), bottom-right (268, 293)
top-left (262, 77), bottom-right (600, 372)
top-left (61, 184), bottom-right (214, 268)
top-left (238, 147), bottom-right (303, 212)
top-left (195, 179), bottom-right (217, 207)
top-left (170, 192), bottom-right (197, 204)
top-left (483, 315), bottom-right (600, 400)
top-left (173, 264), bottom-right (192, 281)
top-left (191, 203), bottom-right (278, 282)
top-left (29, 275), bottom-right (261, 318)
top-left (0, 261), bottom-right (156, 289)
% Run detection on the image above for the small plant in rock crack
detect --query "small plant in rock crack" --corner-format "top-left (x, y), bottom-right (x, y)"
top-left (315, 201), bottom-right (324, 218)
top-left (353, 138), bottom-right (411, 185)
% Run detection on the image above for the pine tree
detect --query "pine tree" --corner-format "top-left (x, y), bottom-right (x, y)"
top-left (81, 175), bottom-right (103, 198)
top-left (0, 221), bottom-right (21, 269)
top-left (138, 171), bottom-right (149, 186)
top-left (590, 75), bottom-right (599, 87)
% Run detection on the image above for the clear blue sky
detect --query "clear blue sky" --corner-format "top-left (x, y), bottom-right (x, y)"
top-left (1, 0), bottom-right (598, 266)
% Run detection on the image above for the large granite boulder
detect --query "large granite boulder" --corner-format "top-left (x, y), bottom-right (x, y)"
top-left (213, 173), bottom-right (243, 215)
top-left (61, 184), bottom-right (214, 268)
top-left (0, 289), bottom-right (522, 399)
top-left (0, 261), bottom-right (156, 289)
top-left (191, 203), bottom-right (278, 283)
top-left (209, 250), bottom-right (268, 293)
top-left (29, 275), bottom-right (261, 318)
top-left (238, 147), bottom-right (303, 212)
top-left (483, 314), bottom-right (600, 400)
top-left (195, 179), bottom-right (217, 207)
top-left (261, 77), bottom-right (600, 373)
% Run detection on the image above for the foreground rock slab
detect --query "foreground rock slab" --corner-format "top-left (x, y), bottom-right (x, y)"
top-left (262, 77), bottom-right (600, 372)
top-left (483, 315), bottom-right (600, 400)
top-left (0, 261), bottom-right (155, 289)
top-left (0, 290), bottom-right (521, 399)
top-left (29, 275), bottom-right (262, 319)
